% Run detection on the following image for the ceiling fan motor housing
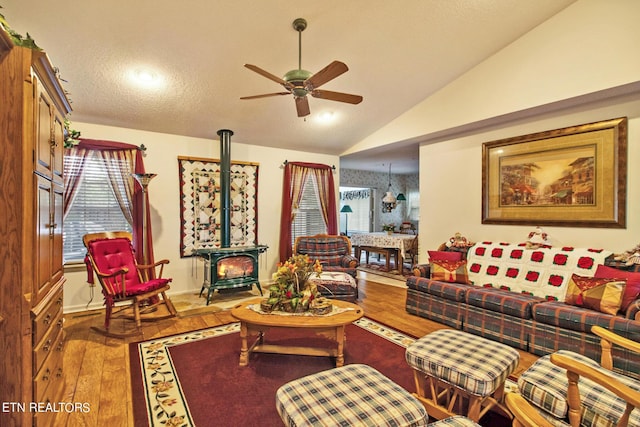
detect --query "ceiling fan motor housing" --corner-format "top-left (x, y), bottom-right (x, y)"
top-left (284, 69), bottom-right (312, 96)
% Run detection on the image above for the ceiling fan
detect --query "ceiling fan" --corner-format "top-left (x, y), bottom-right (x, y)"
top-left (241, 18), bottom-right (363, 117)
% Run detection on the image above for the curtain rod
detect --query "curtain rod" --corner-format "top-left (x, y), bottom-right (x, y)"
top-left (282, 160), bottom-right (336, 170)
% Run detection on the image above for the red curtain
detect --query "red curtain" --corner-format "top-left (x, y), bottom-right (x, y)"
top-left (66, 139), bottom-right (151, 264)
top-left (279, 162), bottom-right (338, 262)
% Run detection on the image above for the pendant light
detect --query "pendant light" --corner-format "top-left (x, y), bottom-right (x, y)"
top-left (382, 163), bottom-right (397, 213)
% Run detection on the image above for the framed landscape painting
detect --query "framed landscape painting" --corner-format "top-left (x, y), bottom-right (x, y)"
top-left (482, 117), bottom-right (627, 228)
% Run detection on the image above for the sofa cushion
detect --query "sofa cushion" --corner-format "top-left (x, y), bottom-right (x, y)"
top-left (518, 350), bottom-right (640, 427)
top-left (532, 301), bottom-right (640, 337)
top-left (594, 264), bottom-right (640, 312)
top-left (406, 276), bottom-right (469, 302)
top-left (465, 287), bottom-right (544, 319)
top-left (431, 259), bottom-right (470, 284)
top-left (564, 274), bottom-right (626, 315)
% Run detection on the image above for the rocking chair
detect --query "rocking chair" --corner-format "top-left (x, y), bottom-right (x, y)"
top-left (83, 231), bottom-right (177, 337)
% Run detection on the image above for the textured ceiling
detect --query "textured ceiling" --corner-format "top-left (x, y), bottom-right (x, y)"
top-left (2, 0), bottom-right (575, 173)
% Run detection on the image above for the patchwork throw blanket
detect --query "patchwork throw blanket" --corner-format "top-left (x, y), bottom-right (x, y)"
top-left (466, 242), bottom-right (612, 301)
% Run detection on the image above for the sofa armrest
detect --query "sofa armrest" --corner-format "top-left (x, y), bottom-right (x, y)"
top-left (340, 254), bottom-right (359, 268)
top-left (625, 299), bottom-right (640, 321)
top-left (412, 264), bottom-right (430, 278)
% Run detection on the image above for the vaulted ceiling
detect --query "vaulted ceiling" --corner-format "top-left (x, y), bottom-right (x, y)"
top-left (2, 0), bottom-right (576, 173)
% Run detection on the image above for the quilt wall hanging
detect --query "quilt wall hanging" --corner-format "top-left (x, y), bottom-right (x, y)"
top-left (178, 156), bottom-right (259, 257)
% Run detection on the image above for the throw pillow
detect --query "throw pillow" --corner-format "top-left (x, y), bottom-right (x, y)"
top-left (564, 274), bottom-right (626, 315)
top-left (594, 264), bottom-right (640, 312)
top-left (427, 250), bottom-right (463, 262)
top-left (430, 259), bottom-right (470, 284)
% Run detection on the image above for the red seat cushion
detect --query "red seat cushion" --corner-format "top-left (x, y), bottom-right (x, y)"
top-left (125, 278), bottom-right (171, 296)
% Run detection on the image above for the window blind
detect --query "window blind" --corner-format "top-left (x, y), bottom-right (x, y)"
top-left (63, 153), bottom-right (133, 263)
top-left (291, 175), bottom-right (327, 245)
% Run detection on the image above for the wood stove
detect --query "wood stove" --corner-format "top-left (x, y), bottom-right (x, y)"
top-left (196, 245), bottom-right (267, 305)
top-left (196, 129), bottom-right (268, 305)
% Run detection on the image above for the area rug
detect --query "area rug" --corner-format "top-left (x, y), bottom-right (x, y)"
top-left (358, 259), bottom-right (414, 280)
top-left (172, 287), bottom-right (262, 317)
top-left (129, 318), bottom-right (513, 426)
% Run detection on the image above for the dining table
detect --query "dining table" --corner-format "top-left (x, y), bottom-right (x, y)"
top-left (349, 232), bottom-right (416, 271)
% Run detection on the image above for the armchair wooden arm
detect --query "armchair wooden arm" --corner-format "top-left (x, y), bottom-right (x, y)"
top-left (551, 353), bottom-right (640, 427)
top-left (137, 258), bottom-right (170, 281)
top-left (592, 325), bottom-right (640, 371)
top-left (93, 266), bottom-right (129, 296)
top-left (505, 393), bottom-right (553, 427)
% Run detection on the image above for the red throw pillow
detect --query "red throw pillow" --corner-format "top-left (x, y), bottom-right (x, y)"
top-left (430, 259), bottom-right (470, 284)
top-left (428, 250), bottom-right (463, 262)
top-left (594, 264), bottom-right (640, 312)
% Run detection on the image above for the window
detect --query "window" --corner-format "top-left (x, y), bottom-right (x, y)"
top-left (339, 187), bottom-right (372, 233)
top-left (291, 175), bottom-right (327, 244)
top-left (63, 152), bottom-right (133, 263)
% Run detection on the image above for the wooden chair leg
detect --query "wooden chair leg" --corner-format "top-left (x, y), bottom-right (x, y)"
top-left (162, 292), bottom-right (177, 316)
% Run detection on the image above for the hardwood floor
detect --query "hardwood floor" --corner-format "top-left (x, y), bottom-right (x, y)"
top-left (57, 277), bottom-right (538, 426)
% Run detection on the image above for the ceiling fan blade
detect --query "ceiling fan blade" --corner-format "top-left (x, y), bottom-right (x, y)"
top-left (305, 61), bottom-right (349, 89)
top-left (311, 89), bottom-right (363, 104)
top-left (240, 92), bottom-right (290, 100)
top-left (295, 96), bottom-right (310, 117)
top-left (244, 64), bottom-right (290, 87)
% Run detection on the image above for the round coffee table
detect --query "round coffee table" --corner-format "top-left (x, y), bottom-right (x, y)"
top-left (230, 298), bottom-right (363, 367)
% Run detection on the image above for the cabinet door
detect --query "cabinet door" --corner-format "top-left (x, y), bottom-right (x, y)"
top-left (52, 112), bottom-right (65, 185)
top-left (35, 175), bottom-right (54, 303)
top-left (51, 182), bottom-right (64, 285)
top-left (34, 79), bottom-right (54, 179)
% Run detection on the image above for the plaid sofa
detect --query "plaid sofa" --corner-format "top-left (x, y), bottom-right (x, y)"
top-left (293, 234), bottom-right (359, 277)
top-left (406, 244), bottom-right (640, 380)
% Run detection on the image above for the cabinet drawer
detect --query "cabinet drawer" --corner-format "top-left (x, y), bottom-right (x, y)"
top-left (33, 329), bottom-right (64, 403)
top-left (33, 368), bottom-right (65, 427)
top-left (33, 315), bottom-right (64, 372)
top-left (33, 286), bottom-right (63, 345)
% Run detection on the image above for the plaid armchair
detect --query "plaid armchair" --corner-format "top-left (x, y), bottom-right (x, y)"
top-left (293, 234), bottom-right (359, 277)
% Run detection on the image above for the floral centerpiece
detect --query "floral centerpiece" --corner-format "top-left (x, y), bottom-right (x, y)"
top-left (382, 223), bottom-right (395, 234)
top-left (261, 254), bottom-right (332, 314)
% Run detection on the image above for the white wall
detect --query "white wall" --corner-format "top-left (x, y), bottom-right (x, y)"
top-left (344, 0), bottom-right (640, 154)
top-left (339, 0), bottom-right (640, 261)
top-left (63, 123), bottom-right (339, 312)
top-left (420, 103), bottom-right (640, 257)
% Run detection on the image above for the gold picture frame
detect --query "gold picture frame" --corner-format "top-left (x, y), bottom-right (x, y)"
top-left (482, 117), bottom-right (627, 228)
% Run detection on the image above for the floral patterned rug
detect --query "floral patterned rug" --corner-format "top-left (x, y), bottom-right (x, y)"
top-left (129, 318), bottom-right (416, 426)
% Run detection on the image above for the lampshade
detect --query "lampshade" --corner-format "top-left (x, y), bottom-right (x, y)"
top-left (382, 191), bottom-right (396, 204)
top-left (396, 193), bottom-right (406, 201)
top-left (340, 205), bottom-right (353, 213)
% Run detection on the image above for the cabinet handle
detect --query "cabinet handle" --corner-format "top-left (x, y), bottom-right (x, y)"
top-left (43, 339), bottom-right (52, 352)
top-left (43, 313), bottom-right (52, 325)
top-left (42, 368), bottom-right (51, 382)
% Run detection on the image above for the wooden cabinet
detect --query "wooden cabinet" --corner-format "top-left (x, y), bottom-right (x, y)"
top-left (0, 29), bottom-right (71, 427)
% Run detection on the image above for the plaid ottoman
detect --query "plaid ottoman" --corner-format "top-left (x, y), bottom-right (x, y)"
top-left (275, 364), bottom-right (428, 426)
top-left (429, 416), bottom-right (481, 426)
top-left (405, 329), bottom-right (519, 422)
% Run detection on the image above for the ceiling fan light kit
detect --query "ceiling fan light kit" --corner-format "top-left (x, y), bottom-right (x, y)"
top-left (241, 18), bottom-right (363, 117)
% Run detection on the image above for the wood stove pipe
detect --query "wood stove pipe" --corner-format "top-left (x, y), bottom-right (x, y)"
top-left (217, 129), bottom-right (233, 248)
